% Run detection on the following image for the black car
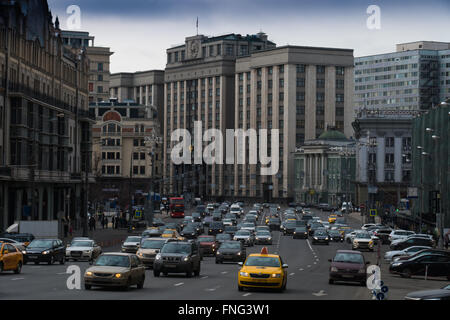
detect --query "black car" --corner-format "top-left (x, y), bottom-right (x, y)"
top-left (208, 222), bottom-right (224, 235)
top-left (212, 211), bottom-right (222, 221)
top-left (268, 218), bottom-right (281, 231)
top-left (312, 230), bottom-right (330, 245)
top-left (153, 240), bottom-right (201, 277)
top-left (328, 230), bottom-right (344, 242)
top-left (389, 253), bottom-right (450, 279)
top-left (295, 220), bottom-right (307, 227)
top-left (216, 241), bottom-right (246, 264)
top-left (293, 227), bottom-right (308, 239)
top-left (283, 222), bottom-right (297, 235)
top-left (309, 222), bottom-right (325, 236)
top-left (23, 239), bottom-right (66, 265)
top-left (180, 225), bottom-right (198, 239)
top-left (191, 212), bottom-right (202, 222)
top-left (152, 218), bottom-right (165, 227)
top-left (215, 233), bottom-right (232, 244)
top-left (187, 222), bottom-right (203, 235)
top-left (390, 236), bottom-right (435, 251)
top-left (195, 205), bottom-right (207, 217)
top-left (302, 215), bottom-right (313, 222)
top-left (224, 226), bottom-right (238, 237)
top-left (405, 284), bottom-right (450, 300)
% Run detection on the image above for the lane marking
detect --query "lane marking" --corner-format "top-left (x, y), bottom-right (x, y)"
top-left (307, 265), bottom-right (311, 268)
top-left (174, 282), bottom-right (184, 286)
top-left (11, 278), bottom-right (24, 281)
top-left (243, 293), bottom-right (251, 297)
top-left (289, 272), bottom-right (295, 276)
top-left (201, 276), bottom-right (209, 279)
top-left (221, 271), bottom-right (228, 274)
top-left (299, 268), bottom-right (304, 271)
top-left (314, 262), bottom-right (317, 265)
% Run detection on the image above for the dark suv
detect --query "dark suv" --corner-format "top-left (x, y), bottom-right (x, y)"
top-left (153, 240), bottom-right (201, 277)
top-left (23, 239), bottom-right (66, 265)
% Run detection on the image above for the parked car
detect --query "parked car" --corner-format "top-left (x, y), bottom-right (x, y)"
top-left (23, 239), bottom-right (66, 265)
top-left (404, 284), bottom-right (450, 300)
top-left (393, 248), bottom-right (450, 262)
top-left (389, 253), bottom-right (450, 280)
top-left (390, 236), bottom-right (435, 251)
top-left (384, 246), bottom-right (432, 262)
top-left (84, 253), bottom-right (146, 290)
top-left (329, 250), bottom-right (369, 285)
top-left (389, 230), bottom-right (416, 243)
top-left (372, 228), bottom-right (393, 244)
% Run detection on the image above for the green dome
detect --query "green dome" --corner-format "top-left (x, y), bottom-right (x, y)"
top-left (318, 130), bottom-right (347, 141)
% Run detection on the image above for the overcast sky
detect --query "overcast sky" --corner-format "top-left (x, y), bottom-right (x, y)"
top-left (47, 0), bottom-right (450, 74)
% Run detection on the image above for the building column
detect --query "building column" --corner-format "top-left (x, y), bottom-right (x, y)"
top-left (377, 137), bottom-right (385, 182)
top-left (38, 186), bottom-right (44, 220)
top-left (145, 85), bottom-right (149, 106)
top-left (305, 65), bottom-right (317, 140)
top-left (394, 137), bottom-right (402, 182)
top-left (16, 189), bottom-right (23, 221)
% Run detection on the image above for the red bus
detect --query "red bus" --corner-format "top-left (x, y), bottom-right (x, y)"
top-left (169, 197), bottom-right (185, 218)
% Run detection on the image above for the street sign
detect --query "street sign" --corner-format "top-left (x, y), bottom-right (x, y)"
top-left (369, 209), bottom-right (377, 217)
top-left (135, 210), bottom-right (142, 218)
top-left (407, 187), bottom-right (418, 199)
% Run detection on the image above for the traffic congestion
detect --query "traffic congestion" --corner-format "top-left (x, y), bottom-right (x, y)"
top-left (1, 199), bottom-right (449, 300)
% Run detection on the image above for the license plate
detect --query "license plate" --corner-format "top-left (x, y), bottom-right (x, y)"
top-left (256, 279), bottom-right (267, 283)
top-left (342, 275), bottom-right (354, 278)
top-left (28, 256), bottom-right (37, 259)
top-left (165, 265), bottom-right (177, 268)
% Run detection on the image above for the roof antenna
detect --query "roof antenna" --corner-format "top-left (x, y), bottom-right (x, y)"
top-left (196, 17), bottom-right (199, 36)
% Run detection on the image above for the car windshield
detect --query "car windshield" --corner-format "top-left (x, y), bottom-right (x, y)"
top-left (71, 241), bottom-right (93, 247)
top-left (295, 227), bottom-right (307, 232)
top-left (286, 222), bottom-right (296, 227)
top-left (356, 233), bottom-right (371, 239)
top-left (256, 232), bottom-right (270, 236)
top-left (211, 223), bottom-right (223, 228)
top-left (183, 227), bottom-right (195, 232)
top-left (220, 242), bottom-right (241, 249)
top-left (236, 230), bottom-right (250, 236)
top-left (163, 230), bottom-right (174, 235)
top-left (161, 243), bottom-right (191, 254)
top-left (216, 234), bottom-right (230, 240)
top-left (333, 253), bottom-right (364, 264)
top-left (243, 223), bottom-right (254, 227)
top-left (94, 255), bottom-right (130, 267)
top-left (225, 226), bottom-right (237, 231)
top-left (141, 239), bottom-right (166, 249)
top-left (28, 240), bottom-right (53, 248)
top-left (314, 231), bottom-right (327, 236)
top-left (269, 219), bottom-right (280, 223)
top-left (125, 237), bottom-right (141, 242)
top-left (245, 256), bottom-right (280, 267)
top-left (199, 236), bottom-right (215, 242)
top-left (329, 230), bottom-right (340, 235)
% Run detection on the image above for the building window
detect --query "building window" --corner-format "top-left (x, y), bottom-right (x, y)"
top-left (316, 79), bottom-right (325, 88)
top-left (296, 64), bottom-right (305, 73)
top-left (140, 166), bottom-right (145, 175)
top-left (297, 78), bottom-right (305, 87)
top-left (336, 66), bottom-right (345, 75)
top-left (385, 137), bottom-right (394, 148)
top-left (336, 94), bottom-right (344, 103)
top-left (336, 79), bottom-right (344, 89)
top-left (317, 65), bottom-right (325, 74)
top-left (98, 63), bottom-right (103, 71)
top-left (296, 92), bottom-right (305, 101)
top-left (279, 65), bottom-right (284, 73)
top-left (296, 105), bottom-right (305, 115)
top-left (317, 92), bottom-right (325, 102)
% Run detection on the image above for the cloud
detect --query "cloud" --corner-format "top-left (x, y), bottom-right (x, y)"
top-left (47, 0), bottom-right (450, 73)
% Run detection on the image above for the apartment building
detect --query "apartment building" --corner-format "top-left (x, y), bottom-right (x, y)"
top-left (61, 30), bottom-right (114, 103)
top-left (354, 41), bottom-right (450, 112)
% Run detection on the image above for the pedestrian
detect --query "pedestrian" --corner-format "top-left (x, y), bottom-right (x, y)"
top-left (69, 221), bottom-right (73, 236)
top-left (63, 218), bottom-right (68, 238)
top-left (444, 231), bottom-right (449, 250)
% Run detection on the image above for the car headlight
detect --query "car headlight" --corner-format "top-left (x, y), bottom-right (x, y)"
top-left (183, 256), bottom-right (190, 262)
top-left (42, 250), bottom-right (50, 255)
top-left (85, 271), bottom-right (93, 276)
top-left (137, 251), bottom-right (144, 257)
top-left (313, 237), bottom-right (318, 240)
top-left (391, 262), bottom-right (402, 267)
top-left (155, 253), bottom-right (162, 260)
top-left (268, 237), bottom-right (272, 240)
top-left (294, 232), bottom-right (297, 234)
top-left (84, 250), bottom-right (92, 254)
top-left (358, 268), bottom-right (366, 274)
top-left (114, 273), bottom-right (122, 278)
top-left (240, 271), bottom-right (249, 277)
top-left (22, 251), bottom-right (27, 254)
top-left (325, 237), bottom-right (329, 240)
top-left (271, 273), bottom-right (281, 278)
top-left (369, 240), bottom-right (373, 245)
top-left (255, 237), bottom-right (260, 240)
top-left (330, 267), bottom-right (338, 272)
top-left (237, 252), bottom-right (241, 256)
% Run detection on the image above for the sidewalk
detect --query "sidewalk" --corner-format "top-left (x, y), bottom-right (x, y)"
top-left (64, 225), bottom-right (129, 249)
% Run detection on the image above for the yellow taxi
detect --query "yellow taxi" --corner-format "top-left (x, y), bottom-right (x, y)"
top-left (328, 214), bottom-right (337, 224)
top-left (0, 242), bottom-right (23, 274)
top-left (161, 229), bottom-right (184, 240)
top-left (237, 247), bottom-right (288, 292)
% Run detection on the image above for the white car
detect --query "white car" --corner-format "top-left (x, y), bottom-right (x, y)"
top-left (66, 239), bottom-right (102, 262)
top-left (222, 219), bottom-right (234, 227)
top-left (361, 223), bottom-right (377, 230)
top-left (230, 205), bottom-right (243, 217)
top-left (121, 236), bottom-right (142, 253)
top-left (388, 230), bottom-right (416, 243)
top-left (352, 232), bottom-right (375, 251)
top-left (384, 246), bottom-right (431, 262)
top-left (241, 222), bottom-right (256, 233)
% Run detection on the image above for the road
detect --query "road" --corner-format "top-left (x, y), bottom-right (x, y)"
top-left (1, 205), bottom-right (448, 300)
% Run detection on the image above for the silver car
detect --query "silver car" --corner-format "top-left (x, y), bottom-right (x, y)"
top-left (233, 230), bottom-right (254, 246)
top-left (384, 246), bottom-right (431, 262)
top-left (254, 231), bottom-right (273, 245)
top-left (66, 240), bottom-right (102, 262)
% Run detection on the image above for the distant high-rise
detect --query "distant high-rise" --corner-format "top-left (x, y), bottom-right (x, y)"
top-left (354, 41), bottom-right (450, 112)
